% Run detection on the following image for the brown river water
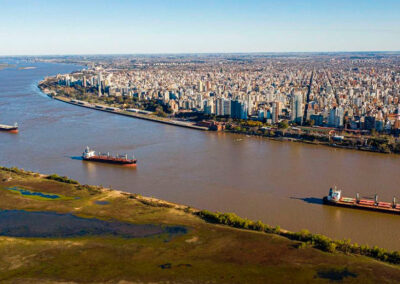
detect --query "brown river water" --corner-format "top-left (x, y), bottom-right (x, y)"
top-left (1, 59), bottom-right (400, 250)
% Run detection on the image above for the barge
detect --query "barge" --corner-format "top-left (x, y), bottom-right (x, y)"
top-left (323, 186), bottom-right (400, 215)
top-left (0, 123), bottom-right (18, 133)
top-left (82, 146), bottom-right (137, 166)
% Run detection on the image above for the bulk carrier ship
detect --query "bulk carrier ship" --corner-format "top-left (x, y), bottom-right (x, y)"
top-left (323, 186), bottom-right (400, 215)
top-left (0, 123), bottom-right (18, 133)
top-left (82, 146), bottom-right (137, 166)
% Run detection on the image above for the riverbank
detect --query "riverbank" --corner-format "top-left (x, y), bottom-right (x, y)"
top-left (38, 77), bottom-right (400, 155)
top-left (1, 166), bottom-right (400, 282)
top-left (51, 94), bottom-right (395, 156)
top-left (53, 95), bottom-right (209, 131)
top-left (38, 82), bottom-right (209, 131)
top-left (225, 126), bottom-right (400, 155)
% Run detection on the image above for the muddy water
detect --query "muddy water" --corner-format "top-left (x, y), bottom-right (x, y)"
top-left (1, 59), bottom-right (400, 249)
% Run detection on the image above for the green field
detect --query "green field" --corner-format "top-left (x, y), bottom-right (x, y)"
top-left (0, 167), bottom-right (400, 283)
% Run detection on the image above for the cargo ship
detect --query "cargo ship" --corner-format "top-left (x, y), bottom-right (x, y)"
top-left (0, 123), bottom-right (18, 133)
top-left (82, 146), bottom-right (137, 166)
top-left (323, 186), bottom-right (400, 215)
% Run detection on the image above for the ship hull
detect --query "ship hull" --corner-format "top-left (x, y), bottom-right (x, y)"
top-left (83, 157), bottom-right (137, 165)
top-left (323, 196), bottom-right (400, 215)
top-left (0, 127), bottom-right (18, 133)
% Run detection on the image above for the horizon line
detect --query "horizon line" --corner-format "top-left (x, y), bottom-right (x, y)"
top-left (1, 50), bottom-right (400, 57)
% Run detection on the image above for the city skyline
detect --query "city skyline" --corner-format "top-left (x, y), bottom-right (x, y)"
top-left (1, 0), bottom-right (400, 55)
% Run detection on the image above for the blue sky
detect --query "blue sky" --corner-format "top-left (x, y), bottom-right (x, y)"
top-left (0, 0), bottom-right (399, 55)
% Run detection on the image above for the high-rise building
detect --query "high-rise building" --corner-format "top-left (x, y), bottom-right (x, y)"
top-left (98, 72), bottom-right (103, 87)
top-left (310, 114), bottom-right (324, 126)
top-left (223, 99), bottom-right (231, 116)
top-left (272, 101), bottom-right (280, 124)
top-left (328, 106), bottom-right (344, 128)
top-left (98, 72), bottom-right (103, 97)
top-left (216, 98), bottom-right (225, 116)
top-left (246, 94), bottom-right (253, 116)
top-left (291, 92), bottom-right (303, 124)
top-left (203, 100), bottom-right (212, 115)
top-left (231, 100), bottom-right (248, 119)
top-left (198, 80), bottom-right (203, 92)
top-left (163, 91), bottom-right (170, 103)
top-left (364, 116), bottom-right (376, 130)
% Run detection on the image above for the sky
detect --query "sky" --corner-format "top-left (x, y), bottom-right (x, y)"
top-left (0, 0), bottom-right (399, 55)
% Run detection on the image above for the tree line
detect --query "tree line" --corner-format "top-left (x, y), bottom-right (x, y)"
top-left (197, 210), bottom-right (400, 264)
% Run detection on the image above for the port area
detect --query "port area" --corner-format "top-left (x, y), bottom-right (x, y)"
top-left (323, 196), bottom-right (400, 215)
top-left (50, 96), bottom-right (209, 131)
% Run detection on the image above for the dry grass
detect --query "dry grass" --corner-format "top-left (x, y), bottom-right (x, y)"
top-left (0, 168), bottom-right (400, 283)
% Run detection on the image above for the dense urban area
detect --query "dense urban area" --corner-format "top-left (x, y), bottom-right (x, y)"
top-left (38, 53), bottom-right (400, 153)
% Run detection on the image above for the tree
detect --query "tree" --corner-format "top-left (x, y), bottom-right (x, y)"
top-left (155, 106), bottom-right (167, 117)
top-left (278, 120), bottom-right (289, 129)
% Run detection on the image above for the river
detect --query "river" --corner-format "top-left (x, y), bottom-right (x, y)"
top-left (1, 59), bottom-right (400, 250)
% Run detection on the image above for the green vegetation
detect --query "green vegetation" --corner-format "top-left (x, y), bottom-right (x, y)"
top-left (1, 166), bottom-right (400, 282)
top-left (278, 120), bottom-right (289, 129)
top-left (46, 174), bottom-right (79, 184)
top-left (224, 119), bottom-right (400, 155)
top-left (0, 166), bottom-right (29, 175)
top-left (197, 210), bottom-right (400, 265)
top-left (39, 79), bottom-right (172, 116)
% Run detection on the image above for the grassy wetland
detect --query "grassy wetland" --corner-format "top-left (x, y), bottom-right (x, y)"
top-left (1, 167), bottom-right (400, 283)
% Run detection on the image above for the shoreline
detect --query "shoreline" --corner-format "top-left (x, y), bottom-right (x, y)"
top-left (2, 165), bottom-right (400, 267)
top-left (43, 92), bottom-right (209, 131)
top-left (225, 128), bottom-right (397, 155)
top-left (2, 168), bottom-right (400, 282)
top-left (38, 80), bottom-right (397, 155)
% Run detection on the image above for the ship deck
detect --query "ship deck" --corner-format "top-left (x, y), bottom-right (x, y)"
top-left (0, 124), bottom-right (17, 130)
top-left (323, 196), bottom-right (400, 215)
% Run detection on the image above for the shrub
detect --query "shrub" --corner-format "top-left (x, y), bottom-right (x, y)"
top-left (0, 166), bottom-right (26, 175)
top-left (46, 174), bottom-right (79, 184)
top-left (196, 209), bottom-right (400, 265)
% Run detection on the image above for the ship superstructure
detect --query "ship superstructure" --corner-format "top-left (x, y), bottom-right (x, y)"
top-left (0, 123), bottom-right (18, 133)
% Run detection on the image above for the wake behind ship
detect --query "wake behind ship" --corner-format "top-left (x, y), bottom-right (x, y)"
top-left (82, 146), bottom-right (137, 166)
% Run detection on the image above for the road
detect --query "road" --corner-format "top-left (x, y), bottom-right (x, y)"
top-left (302, 70), bottom-right (314, 125)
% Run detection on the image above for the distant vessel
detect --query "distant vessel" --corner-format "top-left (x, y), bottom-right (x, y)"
top-left (82, 146), bottom-right (137, 166)
top-left (323, 186), bottom-right (400, 215)
top-left (0, 123), bottom-right (18, 133)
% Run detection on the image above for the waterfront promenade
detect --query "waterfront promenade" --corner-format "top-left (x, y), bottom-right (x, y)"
top-left (51, 96), bottom-right (209, 131)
